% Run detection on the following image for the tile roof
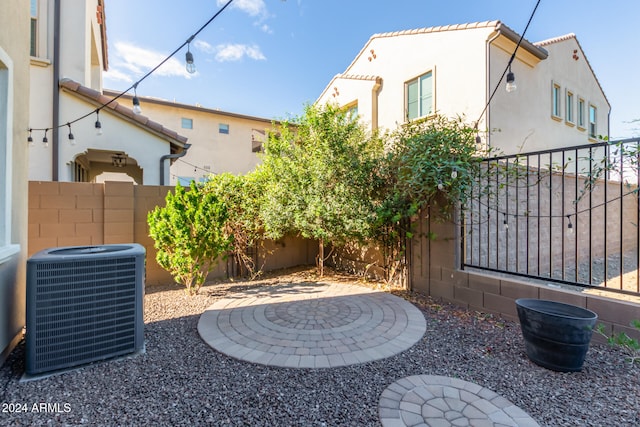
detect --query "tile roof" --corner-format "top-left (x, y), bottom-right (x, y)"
top-left (60, 78), bottom-right (188, 148)
top-left (534, 33), bottom-right (577, 46)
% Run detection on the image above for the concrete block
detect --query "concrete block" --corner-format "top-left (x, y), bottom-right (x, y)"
top-left (58, 236), bottom-right (92, 247)
top-left (484, 293), bottom-right (517, 318)
top-left (76, 222), bottom-right (103, 239)
top-left (39, 223), bottom-right (75, 238)
top-left (29, 208), bottom-right (59, 225)
top-left (430, 279), bottom-right (454, 301)
top-left (59, 209), bottom-right (93, 224)
top-left (468, 273), bottom-right (500, 294)
top-left (104, 196), bottom-right (134, 210)
top-left (76, 195), bottom-right (103, 209)
top-left (60, 182), bottom-right (94, 196)
top-left (500, 280), bottom-right (539, 300)
top-left (28, 237), bottom-right (58, 255)
top-left (104, 181), bottom-right (134, 196)
top-left (104, 209), bottom-right (134, 223)
top-left (539, 287), bottom-right (587, 307)
top-left (40, 194), bottom-right (76, 210)
top-left (29, 181), bottom-right (59, 195)
top-left (586, 296), bottom-right (640, 326)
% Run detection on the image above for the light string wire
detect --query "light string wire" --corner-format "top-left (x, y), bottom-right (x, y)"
top-left (28, 0), bottom-right (235, 133)
top-left (474, 0), bottom-right (542, 130)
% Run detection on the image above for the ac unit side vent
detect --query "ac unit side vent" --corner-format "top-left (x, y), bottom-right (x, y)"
top-left (26, 244), bottom-right (145, 376)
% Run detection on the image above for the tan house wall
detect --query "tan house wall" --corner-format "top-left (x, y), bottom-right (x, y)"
top-left (0, 0), bottom-right (30, 364)
top-left (28, 181), bottom-right (317, 285)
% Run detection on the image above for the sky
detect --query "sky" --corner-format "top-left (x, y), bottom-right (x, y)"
top-left (103, 0), bottom-right (640, 139)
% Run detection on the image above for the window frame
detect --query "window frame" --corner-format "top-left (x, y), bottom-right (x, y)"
top-left (565, 90), bottom-right (574, 126)
top-left (181, 118), bottom-right (193, 129)
top-left (405, 70), bottom-right (434, 121)
top-left (551, 81), bottom-right (562, 120)
top-left (219, 123), bottom-right (230, 134)
top-left (588, 104), bottom-right (597, 139)
top-left (30, 0), bottom-right (38, 57)
top-left (577, 97), bottom-right (586, 130)
top-left (0, 48), bottom-right (20, 262)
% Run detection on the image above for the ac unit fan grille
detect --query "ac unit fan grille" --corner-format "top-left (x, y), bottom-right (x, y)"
top-left (28, 254), bottom-right (142, 374)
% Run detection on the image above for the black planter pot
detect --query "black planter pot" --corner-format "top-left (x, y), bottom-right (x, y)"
top-left (515, 298), bottom-right (598, 372)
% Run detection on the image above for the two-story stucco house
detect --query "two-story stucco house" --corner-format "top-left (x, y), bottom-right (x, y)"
top-left (317, 21), bottom-right (610, 155)
top-left (28, 0), bottom-right (188, 185)
top-left (1, 0), bottom-right (30, 365)
top-left (103, 90), bottom-right (276, 184)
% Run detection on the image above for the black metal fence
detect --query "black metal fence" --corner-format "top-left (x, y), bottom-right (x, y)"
top-left (463, 138), bottom-right (640, 296)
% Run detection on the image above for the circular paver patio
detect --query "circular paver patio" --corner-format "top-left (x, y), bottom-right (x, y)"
top-left (379, 375), bottom-right (540, 427)
top-left (197, 281), bottom-right (426, 368)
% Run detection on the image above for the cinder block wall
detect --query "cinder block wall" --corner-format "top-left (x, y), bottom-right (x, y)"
top-left (29, 181), bottom-right (317, 285)
top-left (410, 207), bottom-right (640, 343)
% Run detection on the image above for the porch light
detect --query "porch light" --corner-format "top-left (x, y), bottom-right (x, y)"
top-left (112, 154), bottom-right (127, 168)
top-left (185, 41), bottom-right (196, 74)
top-left (506, 66), bottom-right (517, 92)
top-left (95, 111), bottom-right (103, 136)
top-left (42, 129), bottom-right (49, 148)
top-left (28, 129), bottom-right (34, 147)
top-left (67, 123), bottom-right (76, 145)
top-left (132, 83), bottom-right (142, 115)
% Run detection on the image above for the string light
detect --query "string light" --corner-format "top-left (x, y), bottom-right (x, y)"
top-left (437, 181), bottom-right (444, 191)
top-left (132, 83), bottom-right (142, 115)
top-left (506, 65), bottom-right (517, 92)
top-left (451, 167), bottom-right (458, 179)
top-left (503, 213), bottom-right (508, 229)
top-left (95, 110), bottom-right (103, 136)
top-left (26, 0), bottom-right (235, 135)
top-left (27, 129), bottom-right (34, 147)
top-left (185, 37), bottom-right (196, 74)
top-left (566, 215), bottom-right (574, 236)
top-left (67, 123), bottom-right (75, 145)
top-left (42, 129), bottom-right (49, 148)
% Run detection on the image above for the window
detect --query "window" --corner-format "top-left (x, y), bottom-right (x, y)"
top-left (181, 118), bottom-right (193, 129)
top-left (577, 97), bottom-right (585, 129)
top-left (346, 103), bottom-right (358, 122)
top-left (251, 129), bottom-right (265, 153)
top-left (30, 0), bottom-right (37, 57)
top-left (0, 49), bottom-right (19, 260)
top-left (406, 71), bottom-right (433, 120)
top-left (551, 82), bottom-right (561, 119)
top-left (588, 104), bottom-right (597, 139)
top-left (219, 123), bottom-right (229, 134)
top-left (565, 90), bottom-right (574, 124)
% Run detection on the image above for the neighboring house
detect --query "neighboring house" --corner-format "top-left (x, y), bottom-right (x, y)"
top-left (103, 91), bottom-right (276, 183)
top-left (316, 21), bottom-right (610, 155)
top-left (28, 0), bottom-right (188, 185)
top-left (1, 1), bottom-right (30, 364)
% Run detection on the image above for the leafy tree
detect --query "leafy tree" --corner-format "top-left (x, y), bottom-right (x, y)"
top-left (148, 182), bottom-right (230, 295)
top-left (204, 172), bottom-right (267, 279)
top-left (259, 104), bottom-right (384, 276)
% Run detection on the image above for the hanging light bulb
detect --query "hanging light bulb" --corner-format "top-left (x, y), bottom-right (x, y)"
top-left (506, 65), bottom-right (517, 92)
top-left (28, 129), bottom-right (34, 147)
top-left (42, 129), bottom-right (49, 148)
top-left (132, 83), bottom-right (142, 115)
top-left (566, 215), bottom-right (574, 236)
top-left (185, 41), bottom-right (196, 74)
top-left (451, 167), bottom-right (458, 179)
top-left (95, 110), bottom-right (103, 136)
top-left (437, 181), bottom-right (444, 191)
top-left (503, 213), bottom-right (509, 230)
top-left (67, 123), bottom-right (76, 145)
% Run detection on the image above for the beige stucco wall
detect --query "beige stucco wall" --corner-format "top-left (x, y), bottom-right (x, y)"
top-left (317, 26), bottom-right (609, 157)
top-left (0, 0), bottom-right (30, 364)
top-left (488, 36), bottom-right (609, 154)
top-left (317, 26), bottom-right (493, 132)
top-left (126, 98), bottom-right (274, 181)
top-left (57, 93), bottom-right (172, 184)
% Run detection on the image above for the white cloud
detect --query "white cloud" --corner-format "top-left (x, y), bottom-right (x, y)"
top-left (103, 68), bottom-right (134, 84)
top-left (105, 42), bottom-right (194, 83)
top-left (259, 23), bottom-right (273, 34)
top-left (193, 39), bottom-right (215, 54)
top-left (217, 0), bottom-right (267, 17)
top-left (215, 43), bottom-right (266, 62)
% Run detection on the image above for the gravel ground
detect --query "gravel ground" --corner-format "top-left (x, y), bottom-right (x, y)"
top-left (1, 268), bottom-right (638, 426)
